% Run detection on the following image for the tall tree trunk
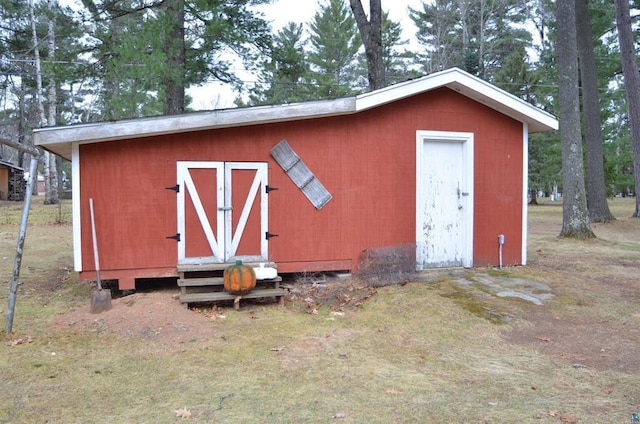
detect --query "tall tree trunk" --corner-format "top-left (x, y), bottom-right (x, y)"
top-left (614, 0), bottom-right (640, 217)
top-left (45, 0), bottom-right (58, 205)
top-left (576, 0), bottom-right (613, 222)
top-left (350, 0), bottom-right (385, 90)
top-left (162, 0), bottom-right (186, 115)
top-left (29, 0), bottom-right (46, 126)
top-left (17, 85), bottom-right (26, 170)
top-left (29, 0), bottom-right (47, 200)
top-left (556, 0), bottom-right (595, 238)
top-left (529, 188), bottom-right (539, 205)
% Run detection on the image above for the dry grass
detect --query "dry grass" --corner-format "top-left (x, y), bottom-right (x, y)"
top-left (1, 197), bottom-right (639, 423)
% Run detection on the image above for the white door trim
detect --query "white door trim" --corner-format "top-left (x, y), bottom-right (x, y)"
top-left (415, 130), bottom-right (474, 269)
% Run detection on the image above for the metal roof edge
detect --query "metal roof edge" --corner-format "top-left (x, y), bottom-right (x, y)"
top-left (0, 159), bottom-right (24, 171)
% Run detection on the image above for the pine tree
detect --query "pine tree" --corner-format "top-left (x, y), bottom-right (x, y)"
top-left (352, 9), bottom-right (418, 90)
top-left (244, 22), bottom-right (312, 106)
top-left (307, 0), bottom-right (362, 99)
top-left (409, 0), bottom-right (532, 79)
top-left (82, 0), bottom-right (165, 120)
top-left (80, 0), bottom-right (272, 117)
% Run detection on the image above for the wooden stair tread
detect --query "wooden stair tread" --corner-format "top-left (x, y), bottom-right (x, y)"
top-left (178, 277), bottom-right (224, 286)
top-left (180, 288), bottom-right (287, 303)
top-left (178, 276), bottom-right (282, 287)
top-left (177, 262), bottom-right (277, 273)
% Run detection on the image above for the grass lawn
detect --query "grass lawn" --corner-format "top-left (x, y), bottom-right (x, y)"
top-left (1, 198), bottom-right (639, 423)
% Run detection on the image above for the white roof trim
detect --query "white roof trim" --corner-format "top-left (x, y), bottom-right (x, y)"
top-left (356, 68), bottom-right (558, 133)
top-left (34, 67), bottom-right (557, 161)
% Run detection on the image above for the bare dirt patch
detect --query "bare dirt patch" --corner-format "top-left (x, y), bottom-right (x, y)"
top-left (498, 270), bottom-right (640, 374)
top-left (53, 288), bottom-right (220, 344)
top-left (503, 305), bottom-right (640, 373)
top-left (51, 275), bottom-right (377, 344)
top-left (500, 201), bottom-right (640, 374)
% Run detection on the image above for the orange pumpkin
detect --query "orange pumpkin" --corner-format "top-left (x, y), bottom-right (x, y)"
top-left (223, 260), bottom-right (256, 295)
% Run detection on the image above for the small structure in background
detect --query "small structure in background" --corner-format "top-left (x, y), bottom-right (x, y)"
top-left (0, 160), bottom-right (26, 201)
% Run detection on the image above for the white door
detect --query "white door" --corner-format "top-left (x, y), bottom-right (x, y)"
top-left (176, 161), bottom-right (268, 265)
top-left (416, 131), bottom-right (474, 269)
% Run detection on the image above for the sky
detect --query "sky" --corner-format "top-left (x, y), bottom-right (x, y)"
top-left (189, 0), bottom-right (425, 109)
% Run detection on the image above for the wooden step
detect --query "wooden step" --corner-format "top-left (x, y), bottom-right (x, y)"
top-left (177, 262), bottom-right (277, 273)
top-left (178, 277), bottom-right (224, 287)
top-left (178, 276), bottom-right (282, 287)
top-left (180, 288), bottom-right (287, 310)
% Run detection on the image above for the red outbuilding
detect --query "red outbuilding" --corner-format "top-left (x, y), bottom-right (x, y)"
top-left (34, 68), bottom-right (558, 291)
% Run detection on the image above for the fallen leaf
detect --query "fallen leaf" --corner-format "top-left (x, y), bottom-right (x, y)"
top-left (6, 335), bottom-right (33, 346)
top-left (174, 406), bottom-right (191, 418)
top-left (536, 336), bottom-right (550, 342)
top-left (546, 410), bottom-right (558, 417)
top-left (270, 347), bottom-right (284, 352)
top-left (560, 414), bottom-right (577, 423)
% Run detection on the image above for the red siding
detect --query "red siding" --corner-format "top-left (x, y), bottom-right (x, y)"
top-left (78, 87), bottom-right (524, 288)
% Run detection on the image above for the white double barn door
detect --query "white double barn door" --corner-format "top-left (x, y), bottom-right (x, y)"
top-left (176, 161), bottom-right (268, 265)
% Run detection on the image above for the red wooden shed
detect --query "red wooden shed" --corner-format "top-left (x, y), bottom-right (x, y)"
top-left (34, 68), bottom-right (558, 291)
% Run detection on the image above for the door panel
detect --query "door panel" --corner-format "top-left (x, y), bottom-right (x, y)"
top-left (225, 163), bottom-right (268, 262)
top-left (416, 131), bottom-right (473, 269)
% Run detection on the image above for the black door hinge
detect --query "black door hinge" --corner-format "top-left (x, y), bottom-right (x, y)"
top-left (266, 185), bottom-right (278, 193)
top-left (166, 233), bottom-right (181, 242)
top-left (165, 184), bottom-right (180, 193)
top-left (265, 232), bottom-right (279, 239)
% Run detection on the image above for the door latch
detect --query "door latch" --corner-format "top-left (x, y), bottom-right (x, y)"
top-left (457, 187), bottom-right (469, 198)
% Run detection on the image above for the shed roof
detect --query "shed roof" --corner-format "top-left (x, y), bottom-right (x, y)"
top-left (34, 67), bottom-right (558, 160)
top-left (0, 159), bottom-right (24, 171)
